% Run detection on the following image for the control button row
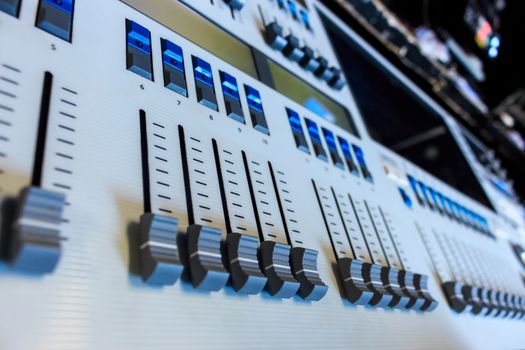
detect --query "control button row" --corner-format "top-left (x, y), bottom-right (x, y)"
top-left (264, 21), bottom-right (345, 90)
top-left (406, 175), bottom-right (492, 237)
top-left (442, 281), bottom-right (525, 319)
top-left (139, 215), bottom-right (328, 300)
top-left (286, 108), bottom-right (370, 181)
top-left (337, 258), bottom-right (438, 312)
top-left (125, 20), bottom-right (270, 135)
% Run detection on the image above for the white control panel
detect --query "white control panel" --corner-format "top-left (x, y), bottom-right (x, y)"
top-left (0, 0), bottom-right (524, 349)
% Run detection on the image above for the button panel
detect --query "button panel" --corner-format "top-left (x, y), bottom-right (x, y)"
top-left (161, 39), bottom-right (187, 96)
top-left (0, 0), bottom-right (21, 17)
top-left (244, 85), bottom-right (269, 134)
top-left (192, 56), bottom-right (218, 111)
top-left (304, 118), bottom-right (327, 162)
top-left (220, 71), bottom-right (244, 123)
top-left (286, 108), bottom-right (309, 153)
top-left (321, 127), bottom-right (344, 169)
top-left (125, 20), bottom-right (154, 80)
top-left (36, 0), bottom-right (75, 42)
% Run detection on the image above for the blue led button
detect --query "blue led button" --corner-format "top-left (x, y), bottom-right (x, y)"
top-left (337, 137), bottom-right (359, 176)
top-left (192, 56), bottom-right (218, 111)
top-left (286, 108), bottom-right (309, 154)
top-left (321, 128), bottom-right (344, 170)
top-left (300, 9), bottom-right (312, 31)
top-left (287, 0), bottom-right (298, 19)
top-left (161, 39), bottom-right (187, 96)
top-left (304, 118), bottom-right (327, 162)
top-left (399, 188), bottom-right (412, 208)
top-left (125, 20), bottom-right (153, 80)
top-left (244, 85), bottom-right (269, 135)
top-left (428, 187), bottom-right (443, 214)
top-left (417, 181), bottom-right (434, 211)
top-left (36, 0), bottom-right (75, 42)
top-left (407, 175), bottom-right (423, 206)
top-left (352, 144), bottom-right (372, 182)
top-left (220, 71), bottom-right (244, 123)
top-left (0, 0), bottom-right (21, 17)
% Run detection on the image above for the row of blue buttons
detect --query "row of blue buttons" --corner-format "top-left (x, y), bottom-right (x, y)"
top-left (286, 108), bottom-right (372, 181)
top-left (275, 0), bottom-right (312, 31)
top-left (125, 20), bottom-right (270, 135)
top-left (405, 175), bottom-right (492, 237)
top-left (1, 0), bottom-right (75, 42)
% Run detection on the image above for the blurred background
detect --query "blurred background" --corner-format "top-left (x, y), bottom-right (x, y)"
top-left (323, 0), bottom-right (525, 205)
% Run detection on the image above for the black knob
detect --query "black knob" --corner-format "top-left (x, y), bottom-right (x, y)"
top-left (264, 22), bottom-right (287, 51)
top-left (328, 67), bottom-right (346, 90)
top-left (299, 46), bottom-right (320, 72)
top-left (282, 34), bottom-right (305, 62)
top-left (314, 56), bottom-right (335, 82)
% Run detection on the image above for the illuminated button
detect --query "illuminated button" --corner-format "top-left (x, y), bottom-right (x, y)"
top-left (0, 0), bottom-right (21, 16)
top-left (139, 213), bottom-right (183, 285)
top-left (352, 144), bottom-right (372, 182)
top-left (161, 39), bottom-right (187, 96)
top-left (223, 0), bottom-right (245, 11)
top-left (125, 20), bottom-right (153, 80)
top-left (286, 108), bottom-right (309, 153)
top-left (337, 136), bottom-right (359, 176)
top-left (427, 187), bottom-right (443, 214)
top-left (283, 34), bottom-right (305, 62)
top-left (399, 188), bottom-right (412, 208)
top-left (300, 9), bottom-right (312, 31)
top-left (407, 175), bottom-right (423, 206)
top-left (321, 127), bottom-right (344, 169)
top-left (36, 0), bottom-right (75, 42)
top-left (304, 118), bottom-right (327, 162)
top-left (287, 0), bottom-right (298, 19)
top-left (192, 56), bottom-right (218, 111)
top-left (219, 71), bottom-right (244, 123)
top-left (244, 85), bottom-right (269, 134)
top-left (264, 22), bottom-right (287, 51)
top-left (417, 181), bottom-right (434, 210)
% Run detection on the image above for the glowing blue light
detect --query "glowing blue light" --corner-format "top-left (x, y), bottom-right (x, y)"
top-left (490, 36), bottom-right (500, 48)
top-left (488, 46), bottom-right (499, 58)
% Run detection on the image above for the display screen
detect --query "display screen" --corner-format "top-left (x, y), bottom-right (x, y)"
top-left (265, 59), bottom-right (359, 136)
top-left (320, 10), bottom-right (494, 210)
top-left (121, 0), bottom-right (258, 78)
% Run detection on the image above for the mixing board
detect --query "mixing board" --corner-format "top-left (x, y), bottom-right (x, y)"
top-left (0, 0), bottom-right (524, 349)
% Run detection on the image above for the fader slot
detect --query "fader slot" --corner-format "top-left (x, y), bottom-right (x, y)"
top-left (137, 110), bottom-right (184, 286)
top-left (269, 163), bottom-right (328, 301)
top-left (312, 180), bottom-right (374, 305)
top-left (178, 127), bottom-right (229, 291)
top-left (7, 71), bottom-right (66, 274)
top-left (212, 140), bottom-right (266, 294)
top-left (242, 151), bottom-right (299, 298)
